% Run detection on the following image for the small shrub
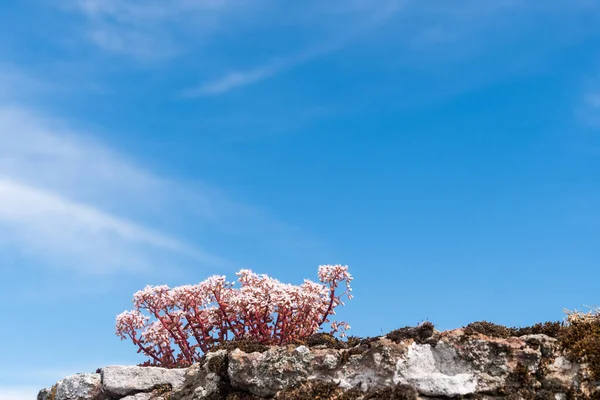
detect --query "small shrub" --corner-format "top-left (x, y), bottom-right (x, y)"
top-left (116, 265), bottom-right (353, 368)
top-left (559, 308), bottom-right (600, 381)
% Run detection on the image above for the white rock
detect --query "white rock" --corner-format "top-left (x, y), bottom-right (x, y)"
top-left (121, 393), bottom-right (154, 400)
top-left (54, 373), bottom-right (103, 400)
top-left (323, 354), bottom-right (338, 370)
top-left (395, 342), bottom-right (478, 397)
top-left (101, 365), bottom-right (188, 396)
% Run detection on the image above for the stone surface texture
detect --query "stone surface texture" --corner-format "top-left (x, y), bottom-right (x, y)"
top-left (37, 328), bottom-right (600, 400)
top-left (39, 373), bottom-right (103, 400)
top-left (102, 366), bottom-right (188, 396)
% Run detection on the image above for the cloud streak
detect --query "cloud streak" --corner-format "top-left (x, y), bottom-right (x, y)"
top-left (182, 1), bottom-right (405, 96)
top-left (64, 0), bottom-right (254, 59)
top-left (0, 98), bottom-right (316, 276)
top-left (181, 45), bottom-right (335, 97)
top-left (0, 177), bottom-right (216, 274)
top-left (0, 105), bottom-right (238, 274)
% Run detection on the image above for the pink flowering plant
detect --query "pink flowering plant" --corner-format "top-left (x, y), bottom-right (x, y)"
top-left (116, 265), bottom-right (353, 368)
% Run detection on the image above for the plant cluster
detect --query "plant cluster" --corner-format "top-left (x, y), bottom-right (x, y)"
top-left (116, 265), bottom-right (353, 368)
top-left (560, 306), bottom-right (600, 382)
top-left (563, 306), bottom-right (600, 325)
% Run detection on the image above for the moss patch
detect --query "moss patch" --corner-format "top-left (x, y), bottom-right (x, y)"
top-left (338, 336), bottom-right (384, 366)
top-left (559, 318), bottom-right (600, 381)
top-left (305, 333), bottom-right (347, 350)
top-left (363, 383), bottom-right (418, 400)
top-left (47, 385), bottom-right (57, 400)
top-left (507, 362), bottom-right (532, 387)
top-left (153, 384), bottom-right (173, 400)
top-left (206, 352), bottom-right (229, 377)
top-left (274, 381), bottom-right (420, 400)
top-left (274, 380), bottom-right (362, 400)
top-left (344, 336), bottom-right (361, 349)
top-left (463, 321), bottom-right (516, 339)
top-left (514, 322), bottom-right (563, 338)
top-left (224, 392), bottom-right (263, 400)
top-left (386, 322), bottom-right (435, 344)
top-left (463, 321), bottom-right (563, 340)
top-left (206, 338), bottom-right (269, 355)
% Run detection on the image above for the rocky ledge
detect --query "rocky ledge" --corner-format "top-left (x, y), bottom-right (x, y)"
top-left (38, 322), bottom-right (600, 400)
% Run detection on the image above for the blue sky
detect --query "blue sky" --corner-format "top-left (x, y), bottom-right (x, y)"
top-left (2, 0), bottom-right (600, 398)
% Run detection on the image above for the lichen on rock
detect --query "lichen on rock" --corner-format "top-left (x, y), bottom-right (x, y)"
top-left (37, 321), bottom-right (600, 400)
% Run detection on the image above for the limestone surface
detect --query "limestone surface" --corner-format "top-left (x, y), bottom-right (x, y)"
top-left (37, 326), bottom-right (600, 400)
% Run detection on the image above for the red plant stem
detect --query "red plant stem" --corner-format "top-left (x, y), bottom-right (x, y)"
top-left (172, 314), bottom-right (194, 364)
top-left (213, 290), bottom-right (242, 340)
top-left (124, 273), bottom-right (352, 367)
top-left (153, 309), bottom-right (193, 365)
top-left (196, 319), bottom-right (212, 353)
top-left (295, 304), bottom-right (315, 338)
top-left (259, 311), bottom-right (273, 339)
top-left (278, 308), bottom-right (295, 344)
top-left (129, 332), bottom-right (163, 365)
top-left (143, 300), bottom-right (193, 366)
top-left (318, 281), bottom-right (339, 327)
top-left (186, 319), bottom-right (205, 354)
top-left (183, 303), bottom-right (205, 353)
top-left (272, 312), bottom-right (282, 341)
top-left (279, 318), bottom-right (287, 344)
top-left (163, 313), bottom-right (191, 362)
top-left (249, 310), bottom-right (262, 339)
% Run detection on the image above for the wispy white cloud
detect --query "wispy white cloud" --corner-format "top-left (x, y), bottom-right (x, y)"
top-left (0, 100), bottom-right (315, 275)
top-left (0, 177), bottom-right (215, 274)
top-left (182, 1), bottom-right (405, 96)
top-left (0, 63), bottom-right (54, 102)
top-left (181, 0), bottom-right (600, 97)
top-left (0, 106), bottom-right (229, 274)
top-left (63, 0), bottom-right (254, 59)
top-left (183, 63), bottom-right (282, 97)
top-left (181, 45), bottom-right (334, 97)
top-left (65, 0), bottom-right (405, 61)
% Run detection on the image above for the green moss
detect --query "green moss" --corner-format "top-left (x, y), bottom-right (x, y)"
top-left (274, 380), bottom-right (362, 400)
top-left (464, 320), bottom-right (564, 340)
top-left (305, 332), bottom-right (347, 349)
top-left (344, 336), bottom-right (362, 348)
top-left (206, 353), bottom-right (229, 377)
top-left (514, 322), bottom-right (563, 338)
top-left (154, 384), bottom-right (173, 400)
top-left (508, 362), bottom-right (532, 386)
top-left (463, 321), bottom-right (516, 338)
top-left (274, 381), bottom-right (420, 400)
top-left (47, 385), bottom-right (57, 400)
top-left (506, 388), bottom-right (535, 400)
top-left (386, 322), bottom-right (435, 344)
top-left (225, 392), bottom-right (263, 400)
top-left (338, 347), bottom-right (366, 366)
top-left (206, 338), bottom-right (270, 355)
top-left (559, 318), bottom-right (600, 381)
top-left (338, 336), bottom-right (384, 366)
top-left (363, 384), bottom-right (417, 400)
